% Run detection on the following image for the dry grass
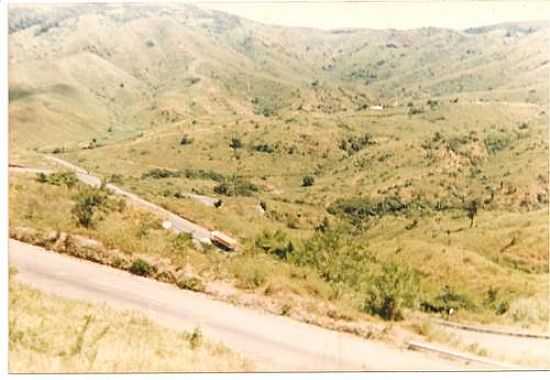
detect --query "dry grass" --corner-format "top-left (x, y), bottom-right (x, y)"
top-left (8, 271), bottom-right (252, 373)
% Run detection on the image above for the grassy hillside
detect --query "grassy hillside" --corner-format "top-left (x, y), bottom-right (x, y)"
top-left (8, 269), bottom-right (251, 373)
top-left (8, 3), bottom-right (549, 330)
top-left (8, 3), bottom-right (549, 154)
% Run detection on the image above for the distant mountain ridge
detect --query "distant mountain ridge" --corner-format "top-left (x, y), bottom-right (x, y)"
top-left (8, 3), bottom-right (549, 149)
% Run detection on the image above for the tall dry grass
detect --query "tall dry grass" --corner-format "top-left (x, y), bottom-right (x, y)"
top-left (8, 272), bottom-right (252, 373)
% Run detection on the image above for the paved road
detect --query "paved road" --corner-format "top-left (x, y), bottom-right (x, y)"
top-left (9, 239), bottom-right (470, 371)
top-left (42, 156), bottom-right (213, 243)
top-left (436, 322), bottom-right (550, 368)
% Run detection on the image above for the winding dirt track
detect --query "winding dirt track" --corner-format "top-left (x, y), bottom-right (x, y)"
top-left (21, 157), bottom-right (214, 244)
top-left (9, 239), bottom-right (474, 371)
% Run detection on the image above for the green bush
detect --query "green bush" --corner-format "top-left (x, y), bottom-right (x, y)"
top-left (408, 107), bottom-right (424, 115)
top-left (182, 169), bottom-right (225, 182)
top-left (177, 275), bottom-right (205, 292)
top-left (180, 134), bottom-right (193, 145)
top-left (291, 227), bottom-right (371, 289)
top-left (483, 287), bottom-right (510, 315)
top-left (327, 196), bottom-right (408, 226)
top-left (339, 133), bottom-right (374, 155)
top-left (129, 258), bottom-right (154, 277)
top-left (421, 285), bottom-right (474, 314)
top-left (213, 175), bottom-right (258, 197)
top-left (172, 233), bottom-right (193, 251)
top-left (189, 328), bottom-right (203, 350)
top-left (71, 187), bottom-right (110, 228)
top-left (363, 263), bottom-right (420, 321)
top-left (255, 230), bottom-right (295, 260)
top-left (484, 132), bottom-right (511, 154)
top-left (141, 168), bottom-right (179, 179)
top-left (253, 143), bottom-right (275, 153)
top-left (229, 137), bottom-right (242, 149)
top-left (109, 174), bottom-right (124, 185)
top-left (36, 171), bottom-right (78, 188)
top-left (302, 175), bottom-right (315, 187)
top-left (36, 172), bottom-right (48, 183)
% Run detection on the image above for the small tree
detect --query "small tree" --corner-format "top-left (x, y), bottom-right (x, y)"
top-left (364, 263), bottom-right (420, 321)
top-left (302, 175), bottom-right (315, 187)
top-left (229, 137), bottom-right (242, 149)
top-left (464, 199), bottom-right (479, 228)
top-left (36, 172), bottom-right (48, 183)
top-left (129, 258), bottom-right (154, 277)
top-left (71, 188), bottom-right (108, 228)
top-left (180, 134), bottom-right (193, 145)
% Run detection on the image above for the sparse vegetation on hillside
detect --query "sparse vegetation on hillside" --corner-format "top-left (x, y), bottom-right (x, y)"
top-left (7, 3), bottom-right (549, 344)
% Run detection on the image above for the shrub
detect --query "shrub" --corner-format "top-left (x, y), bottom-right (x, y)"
top-left (71, 187), bottom-right (110, 228)
top-left (291, 227), bottom-right (371, 289)
top-left (363, 263), bottom-right (420, 321)
top-left (176, 274), bottom-right (205, 292)
top-left (484, 132), bottom-right (511, 154)
top-left (253, 143), bottom-right (275, 153)
top-left (339, 133), bottom-right (374, 155)
top-left (109, 174), bottom-right (124, 185)
top-left (484, 287), bottom-right (510, 315)
top-left (426, 99), bottom-right (439, 108)
top-left (182, 169), bottom-right (225, 182)
top-left (36, 172), bottom-right (48, 183)
top-left (255, 230), bottom-right (295, 260)
top-left (129, 258), bottom-right (154, 277)
top-left (408, 107), bottom-right (424, 115)
top-left (327, 196), bottom-right (407, 226)
top-left (213, 175), bottom-right (258, 197)
top-left (142, 168), bottom-right (179, 179)
top-left (172, 233), bottom-right (193, 251)
top-left (180, 134), bottom-right (193, 145)
top-left (464, 198), bottom-right (480, 228)
top-left (36, 171), bottom-right (78, 188)
top-left (189, 328), bottom-right (203, 350)
top-left (421, 285), bottom-right (474, 314)
top-left (302, 175), bottom-right (315, 187)
top-left (229, 137), bottom-right (242, 149)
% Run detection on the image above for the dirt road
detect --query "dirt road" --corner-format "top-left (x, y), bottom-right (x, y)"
top-left (41, 156), bottom-right (213, 243)
top-left (9, 239), bottom-right (473, 371)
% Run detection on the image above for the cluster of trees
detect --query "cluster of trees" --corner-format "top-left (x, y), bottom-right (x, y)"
top-left (254, 227), bottom-right (421, 321)
top-left (339, 133), bottom-right (374, 155)
top-left (213, 175), bottom-right (258, 197)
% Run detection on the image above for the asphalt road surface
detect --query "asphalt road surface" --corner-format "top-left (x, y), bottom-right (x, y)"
top-left (9, 239), bottom-right (471, 371)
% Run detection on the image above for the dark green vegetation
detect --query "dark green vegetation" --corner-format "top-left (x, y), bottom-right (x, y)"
top-left (8, 4), bottom-right (549, 327)
top-left (36, 171), bottom-right (78, 188)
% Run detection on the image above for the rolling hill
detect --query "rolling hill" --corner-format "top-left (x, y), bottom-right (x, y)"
top-left (7, 3), bottom-right (549, 332)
